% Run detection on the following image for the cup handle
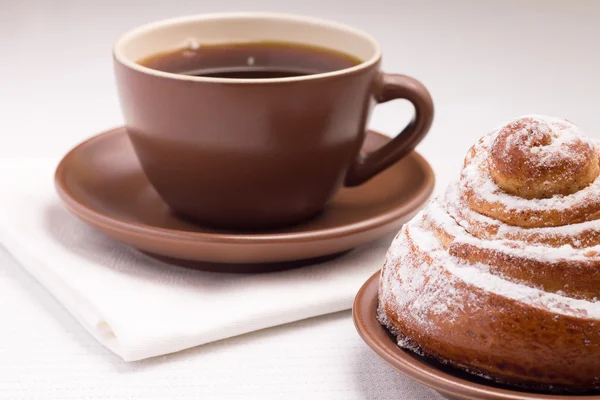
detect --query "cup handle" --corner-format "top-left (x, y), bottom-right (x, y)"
top-left (344, 73), bottom-right (434, 186)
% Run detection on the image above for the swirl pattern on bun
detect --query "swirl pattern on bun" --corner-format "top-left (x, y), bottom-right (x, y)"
top-left (378, 115), bottom-right (600, 392)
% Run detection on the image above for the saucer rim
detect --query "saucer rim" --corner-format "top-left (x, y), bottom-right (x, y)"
top-left (352, 271), bottom-right (600, 400)
top-left (55, 127), bottom-right (434, 245)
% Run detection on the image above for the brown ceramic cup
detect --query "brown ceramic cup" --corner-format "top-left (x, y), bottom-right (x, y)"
top-left (113, 13), bottom-right (434, 230)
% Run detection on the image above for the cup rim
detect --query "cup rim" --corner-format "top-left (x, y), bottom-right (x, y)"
top-left (113, 12), bottom-right (382, 84)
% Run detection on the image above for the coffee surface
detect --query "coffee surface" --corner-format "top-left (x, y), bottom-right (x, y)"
top-left (138, 41), bottom-right (361, 79)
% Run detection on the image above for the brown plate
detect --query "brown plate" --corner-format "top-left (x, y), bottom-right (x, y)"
top-left (55, 127), bottom-right (434, 270)
top-left (353, 272), bottom-right (600, 400)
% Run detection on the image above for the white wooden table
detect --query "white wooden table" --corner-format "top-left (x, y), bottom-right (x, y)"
top-left (1, 0), bottom-right (598, 398)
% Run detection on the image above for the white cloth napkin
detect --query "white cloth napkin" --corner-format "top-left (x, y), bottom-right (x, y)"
top-left (0, 159), bottom-right (395, 361)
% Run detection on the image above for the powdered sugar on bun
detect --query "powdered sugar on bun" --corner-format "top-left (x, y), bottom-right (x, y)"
top-left (378, 116), bottom-right (600, 392)
top-left (461, 116), bottom-right (600, 228)
top-left (490, 116), bottom-right (599, 199)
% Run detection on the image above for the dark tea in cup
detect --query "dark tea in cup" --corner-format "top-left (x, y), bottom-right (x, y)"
top-left (138, 41), bottom-right (362, 79)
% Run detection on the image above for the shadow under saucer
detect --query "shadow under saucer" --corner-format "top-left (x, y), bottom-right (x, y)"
top-left (143, 250), bottom-right (351, 274)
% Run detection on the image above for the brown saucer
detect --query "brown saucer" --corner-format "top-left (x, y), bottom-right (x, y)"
top-left (353, 272), bottom-right (600, 400)
top-left (55, 127), bottom-right (434, 270)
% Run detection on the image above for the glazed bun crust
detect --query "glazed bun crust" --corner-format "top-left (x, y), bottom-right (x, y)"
top-left (378, 115), bottom-right (600, 393)
top-left (490, 117), bottom-right (599, 199)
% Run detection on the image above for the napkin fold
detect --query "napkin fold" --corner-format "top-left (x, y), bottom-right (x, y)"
top-left (0, 159), bottom-right (393, 361)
